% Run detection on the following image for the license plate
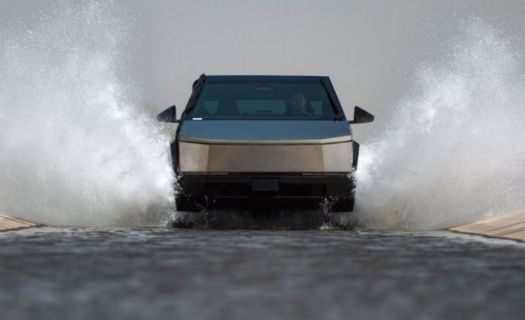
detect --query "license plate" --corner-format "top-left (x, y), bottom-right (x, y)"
top-left (251, 178), bottom-right (280, 192)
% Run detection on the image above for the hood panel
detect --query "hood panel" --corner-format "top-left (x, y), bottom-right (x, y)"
top-left (178, 120), bottom-right (352, 143)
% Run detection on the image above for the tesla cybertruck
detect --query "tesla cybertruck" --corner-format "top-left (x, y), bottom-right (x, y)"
top-left (157, 75), bottom-right (374, 212)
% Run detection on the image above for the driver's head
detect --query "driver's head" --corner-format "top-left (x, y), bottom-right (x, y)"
top-left (288, 93), bottom-right (307, 114)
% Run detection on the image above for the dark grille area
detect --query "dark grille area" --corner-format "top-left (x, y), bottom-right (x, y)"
top-left (204, 183), bottom-right (326, 197)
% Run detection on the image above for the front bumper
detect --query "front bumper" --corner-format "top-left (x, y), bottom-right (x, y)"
top-left (176, 173), bottom-right (355, 210)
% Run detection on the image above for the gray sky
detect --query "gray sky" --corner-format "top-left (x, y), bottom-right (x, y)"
top-left (2, 0), bottom-right (525, 138)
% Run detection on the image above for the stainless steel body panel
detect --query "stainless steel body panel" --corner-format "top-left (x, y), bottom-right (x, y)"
top-left (179, 141), bottom-right (353, 173)
top-left (178, 119), bottom-right (354, 173)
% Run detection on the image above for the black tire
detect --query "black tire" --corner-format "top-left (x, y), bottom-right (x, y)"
top-left (331, 196), bottom-right (355, 212)
top-left (175, 195), bottom-right (201, 212)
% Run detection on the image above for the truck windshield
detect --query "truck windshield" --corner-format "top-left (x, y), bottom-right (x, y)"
top-left (185, 82), bottom-right (337, 120)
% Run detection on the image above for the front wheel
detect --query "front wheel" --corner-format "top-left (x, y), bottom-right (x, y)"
top-left (175, 195), bottom-right (202, 212)
top-left (330, 196), bottom-right (355, 212)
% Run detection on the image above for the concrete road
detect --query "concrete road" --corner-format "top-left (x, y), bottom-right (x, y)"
top-left (1, 227), bottom-right (525, 320)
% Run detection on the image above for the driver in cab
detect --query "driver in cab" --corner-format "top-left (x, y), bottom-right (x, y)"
top-left (287, 93), bottom-right (312, 117)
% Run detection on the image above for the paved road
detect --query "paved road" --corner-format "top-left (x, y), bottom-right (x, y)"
top-left (1, 227), bottom-right (525, 320)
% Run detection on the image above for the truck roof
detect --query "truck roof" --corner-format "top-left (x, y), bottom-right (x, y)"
top-left (204, 75), bottom-right (331, 83)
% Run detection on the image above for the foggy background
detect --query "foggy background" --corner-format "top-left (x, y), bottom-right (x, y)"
top-left (133, 0), bottom-right (525, 132)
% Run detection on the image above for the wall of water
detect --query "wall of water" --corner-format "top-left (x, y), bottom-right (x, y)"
top-left (356, 19), bottom-right (525, 229)
top-left (0, 2), bottom-right (174, 226)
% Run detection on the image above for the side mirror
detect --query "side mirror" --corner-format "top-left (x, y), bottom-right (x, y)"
top-left (157, 105), bottom-right (179, 123)
top-left (349, 106), bottom-right (374, 124)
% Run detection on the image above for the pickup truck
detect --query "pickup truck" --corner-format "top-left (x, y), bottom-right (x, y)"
top-left (157, 75), bottom-right (373, 212)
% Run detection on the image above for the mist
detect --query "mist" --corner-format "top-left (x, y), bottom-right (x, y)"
top-left (0, 2), bottom-right (174, 226)
top-left (356, 19), bottom-right (525, 229)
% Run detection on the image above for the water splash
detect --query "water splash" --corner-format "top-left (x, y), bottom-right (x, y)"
top-left (0, 2), bottom-right (174, 226)
top-left (356, 19), bottom-right (525, 230)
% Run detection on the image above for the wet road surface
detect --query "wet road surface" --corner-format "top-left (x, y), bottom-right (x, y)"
top-left (1, 227), bottom-right (525, 320)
